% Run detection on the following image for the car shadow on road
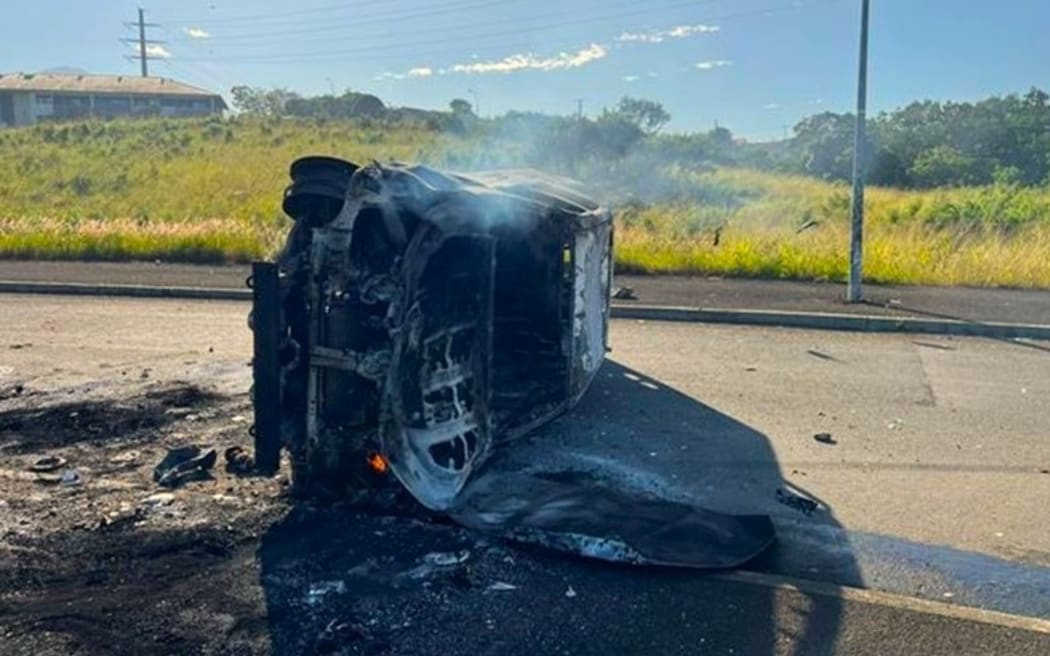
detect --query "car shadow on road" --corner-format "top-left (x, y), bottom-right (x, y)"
top-left (257, 359), bottom-right (860, 655)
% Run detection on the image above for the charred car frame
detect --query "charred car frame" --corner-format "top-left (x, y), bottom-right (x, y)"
top-left (250, 157), bottom-right (613, 510)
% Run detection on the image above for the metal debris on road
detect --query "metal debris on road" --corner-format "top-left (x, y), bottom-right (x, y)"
top-left (224, 445), bottom-right (255, 475)
top-left (813, 432), bottom-right (837, 445)
top-left (422, 550), bottom-right (470, 567)
top-left (612, 286), bottom-right (637, 300)
top-left (487, 581), bottom-right (518, 591)
top-left (153, 446), bottom-right (217, 487)
top-left (775, 488), bottom-right (819, 517)
top-left (28, 455), bottom-right (67, 472)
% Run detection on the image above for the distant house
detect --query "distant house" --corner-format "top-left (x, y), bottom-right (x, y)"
top-left (0, 73), bottom-right (227, 127)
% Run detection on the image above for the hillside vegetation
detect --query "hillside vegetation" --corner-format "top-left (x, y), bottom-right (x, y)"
top-left (1, 111), bottom-right (1049, 288)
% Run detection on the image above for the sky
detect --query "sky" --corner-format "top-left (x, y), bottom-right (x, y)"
top-left (2, 0), bottom-right (1049, 139)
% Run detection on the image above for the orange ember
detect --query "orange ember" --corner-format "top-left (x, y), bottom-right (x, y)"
top-left (367, 452), bottom-right (389, 474)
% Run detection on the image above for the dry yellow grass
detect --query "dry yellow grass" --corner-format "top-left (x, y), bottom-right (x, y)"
top-left (2, 118), bottom-right (1049, 287)
top-left (615, 169), bottom-right (1050, 288)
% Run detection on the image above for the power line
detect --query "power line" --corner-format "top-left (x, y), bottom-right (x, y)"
top-left (170, 0), bottom-right (844, 64)
top-left (169, 0), bottom-right (655, 47)
top-left (121, 8), bottom-right (165, 77)
top-left (157, 0), bottom-right (503, 28)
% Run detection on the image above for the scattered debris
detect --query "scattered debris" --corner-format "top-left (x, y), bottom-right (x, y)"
top-left (813, 432), bottom-right (837, 446)
top-left (612, 286), bottom-right (637, 300)
top-left (153, 446), bottom-right (217, 487)
top-left (109, 449), bottom-right (140, 465)
top-left (487, 581), bottom-right (518, 591)
top-left (775, 488), bottom-right (819, 517)
top-left (314, 618), bottom-right (372, 652)
top-left (28, 455), bottom-right (67, 473)
top-left (0, 382), bottom-right (26, 400)
top-left (306, 580), bottom-right (347, 605)
top-left (224, 445), bottom-right (255, 475)
top-left (565, 585), bottom-right (577, 598)
top-left (143, 492), bottom-right (176, 508)
top-left (422, 550), bottom-right (470, 567)
top-left (806, 349), bottom-right (837, 362)
top-left (60, 469), bottom-right (82, 487)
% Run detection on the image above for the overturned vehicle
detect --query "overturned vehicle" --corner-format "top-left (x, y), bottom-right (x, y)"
top-left (250, 157), bottom-right (775, 569)
top-left (250, 157), bottom-right (613, 510)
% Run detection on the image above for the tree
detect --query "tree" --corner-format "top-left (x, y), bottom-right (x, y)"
top-left (791, 112), bottom-right (857, 181)
top-left (611, 97), bottom-right (670, 135)
top-left (230, 86), bottom-right (299, 116)
top-left (449, 98), bottom-right (474, 116)
top-left (908, 146), bottom-right (981, 187)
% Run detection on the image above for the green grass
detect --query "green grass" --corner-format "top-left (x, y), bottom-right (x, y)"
top-left (2, 117), bottom-right (1050, 288)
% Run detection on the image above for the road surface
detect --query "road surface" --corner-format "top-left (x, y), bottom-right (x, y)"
top-left (1, 294), bottom-right (1048, 654)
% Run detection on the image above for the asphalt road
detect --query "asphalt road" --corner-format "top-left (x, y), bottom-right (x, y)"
top-left (2, 294), bottom-right (1049, 654)
top-left (3, 259), bottom-right (1050, 325)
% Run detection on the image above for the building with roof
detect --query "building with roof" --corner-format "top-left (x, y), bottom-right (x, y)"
top-left (0, 73), bottom-right (227, 127)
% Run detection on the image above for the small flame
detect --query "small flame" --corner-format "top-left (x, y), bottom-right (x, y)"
top-left (367, 452), bottom-right (389, 474)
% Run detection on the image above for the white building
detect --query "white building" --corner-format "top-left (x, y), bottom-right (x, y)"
top-left (0, 73), bottom-right (226, 127)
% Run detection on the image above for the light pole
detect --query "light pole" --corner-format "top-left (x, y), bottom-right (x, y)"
top-left (466, 88), bottom-right (480, 117)
top-left (847, 0), bottom-right (870, 302)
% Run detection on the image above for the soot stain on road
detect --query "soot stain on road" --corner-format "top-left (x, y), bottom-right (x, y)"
top-left (0, 358), bottom-right (861, 655)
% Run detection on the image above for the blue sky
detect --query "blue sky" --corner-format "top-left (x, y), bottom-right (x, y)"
top-left (3, 0), bottom-right (1049, 138)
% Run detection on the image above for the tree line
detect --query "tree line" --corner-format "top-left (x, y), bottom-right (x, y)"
top-left (229, 85), bottom-right (1050, 189)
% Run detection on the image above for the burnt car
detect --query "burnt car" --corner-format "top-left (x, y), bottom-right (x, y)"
top-left (251, 157), bottom-right (613, 510)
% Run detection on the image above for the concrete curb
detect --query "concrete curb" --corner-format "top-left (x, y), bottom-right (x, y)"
top-left (613, 304), bottom-right (1050, 341)
top-left (0, 280), bottom-right (250, 301)
top-left (3, 280), bottom-right (1049, 341)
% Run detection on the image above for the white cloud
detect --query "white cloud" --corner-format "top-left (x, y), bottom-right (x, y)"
top-left (623, 75), bottom-right (639, 82)
top-left (145, 44), bottom-right (172, 59)
top-left (763, 103), bottom-right (782, 110)
top-left (183, 27), bottom-right (210, 39)
top-left (374, 66), bottom-right (435, 81)
top-left (447, 43), bottom-right (607, 74)
top-left (808, 97), bottom-right (825, 105)
top-left (694, 59), bottom-right (732, 70)
top-left (617, 24), bottom-right (719, 44)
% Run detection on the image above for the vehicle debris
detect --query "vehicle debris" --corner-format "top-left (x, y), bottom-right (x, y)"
top-left (60, 469), bottom-right (82, 487)
top-left (775, 488), bottom-right (819, 517)
top-left (224, 445), bottom-right (254, 475)
top-left (422, 550), bottom-right (470, 567)
top-left (487, 581), bottom-right (518, 591)
top-left (612, 286), bottom-right (637, 300)
top-left (28, 455), bottom-right (67, 472)
top-left (153, 446), bottom-right (217, 487)
top-left (306, 580), bottom-right (347, 605)
top-left (813, 432), bottom-right (837, 445)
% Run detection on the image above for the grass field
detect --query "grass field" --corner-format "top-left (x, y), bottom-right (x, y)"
top-left (2, 116), bottom-right (1049, 288)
